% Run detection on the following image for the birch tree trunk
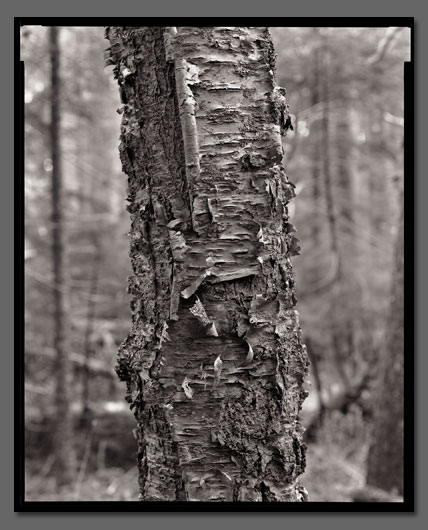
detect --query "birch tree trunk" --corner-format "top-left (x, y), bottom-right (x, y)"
top-left (106, 26), bottom-right (308, 502)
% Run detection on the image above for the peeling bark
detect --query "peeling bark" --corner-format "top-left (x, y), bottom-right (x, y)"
top-left (106, 26), bottom-right (308, 502)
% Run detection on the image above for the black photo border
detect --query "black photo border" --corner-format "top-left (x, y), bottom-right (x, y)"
top-left (15, 16), bottom-right (415, 513)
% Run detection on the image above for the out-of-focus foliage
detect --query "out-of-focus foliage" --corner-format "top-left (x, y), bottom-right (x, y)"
top-left (271, 27), bottom-right (408, 499)
top-left (22, 26), bottom-right (409, 501)
top-left (22, 26), bottom-right (136, 499)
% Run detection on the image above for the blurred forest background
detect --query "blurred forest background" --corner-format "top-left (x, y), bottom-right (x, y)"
top-left (22, 26), bottom-right (410, 502)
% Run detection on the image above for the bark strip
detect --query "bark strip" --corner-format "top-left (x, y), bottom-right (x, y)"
top-left (167, 29), bottom-right (200, 217)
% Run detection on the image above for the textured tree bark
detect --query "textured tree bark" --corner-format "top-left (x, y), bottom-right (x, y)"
top-left (49, 26), bottom-right (75, 486)
top-left (366, 196), bottom-right (404, 496)
top-left (106, 26), bottom-right (308, 502)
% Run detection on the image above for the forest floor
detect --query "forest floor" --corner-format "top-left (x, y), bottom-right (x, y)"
top-left (25, 442), bottom-right (366, 502)
top-left (25, 466), bottom-right (140, 502)
top-left (300, 443), bottom-right (366, 502)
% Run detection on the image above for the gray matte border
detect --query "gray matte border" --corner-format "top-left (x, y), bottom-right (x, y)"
top-left (2, 0), bottom-right (425, 528)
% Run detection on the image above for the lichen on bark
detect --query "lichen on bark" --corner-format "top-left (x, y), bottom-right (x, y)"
top-left (106, 25), bottom-right (309, 502)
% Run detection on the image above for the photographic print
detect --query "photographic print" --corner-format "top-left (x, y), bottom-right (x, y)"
top-left (16, 19), bottom-right (413, 511)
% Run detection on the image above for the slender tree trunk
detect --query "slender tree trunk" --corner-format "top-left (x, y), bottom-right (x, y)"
top-left (49, 26), bottom-right (74, 486)
top-left (336, 107), bottom-right (353, 236)
top-left (366, 196), bottom-right (404, 495)
top-left (106, 26), bottom-right (308, 502)
top-left (311, 28), bottom-right (322, 246)
top-left (313, 30), bottom-right (341, 300)
top-left (321, 33), bottom-right (338, 262)
top-left (335, 107), bottom-right (359, 375)
top-left (81, 238), bottom-right (101, 425)
top-left (320, 32), bottom-right (348, 388)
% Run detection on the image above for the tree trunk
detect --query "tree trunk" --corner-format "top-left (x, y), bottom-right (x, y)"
top-left (322, 33), bottom-right (341, 274)
top-left (49, 26), bottom-right (75, 486)
top-left (81, 237), bottom-right (101, 426)
top-left (106, 26), bottom-right (308, 502)
top-left (366, 195), bottom-right (404, 496)
top-left (335, 107), bottom-right (353, 236)
top-left (311, 28), bottom-right (322, 246)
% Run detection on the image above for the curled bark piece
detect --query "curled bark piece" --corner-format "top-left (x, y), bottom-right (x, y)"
top-left (181, 272), bottom-right (208, 299)
top-left (213, 355), bottom-right (223, 389)
top-left (244, 342), bottom-right (254, 365)
top-left (189, 297), bottom-right (219, 336)
top-left (175, 58), bottom-right (200, 185)
top-left (159, 321), bottom-right (171, 347)
top-left (182, 377), bottom-right (194, 399)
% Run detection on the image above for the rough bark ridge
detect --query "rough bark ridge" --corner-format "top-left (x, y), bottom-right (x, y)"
top-left (106, 26), bottom-right (308, 502)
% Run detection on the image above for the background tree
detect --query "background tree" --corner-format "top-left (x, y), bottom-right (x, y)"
top-left (106, 26), bottom-right (308, 502)
top-left (49, 26), bottom-right (75, 486)
top-left (23, 25), bottom-right (137, 500)
top-left (366, 189), bottom-right (404, 496)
